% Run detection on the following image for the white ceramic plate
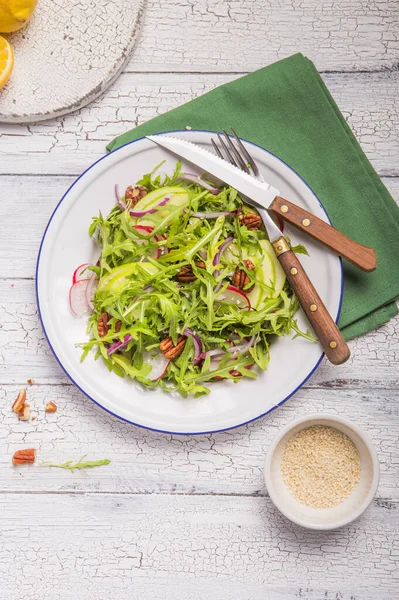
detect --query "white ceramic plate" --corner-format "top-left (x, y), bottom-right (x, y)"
top-left (36, 131), bottom-right (343, 434)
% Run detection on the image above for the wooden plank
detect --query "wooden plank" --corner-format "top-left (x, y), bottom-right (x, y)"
top-left (0, 493), bottom-right (398, 599)
top-left (0, 72), bottom-right (398, 176)
top-left (127, 0), bottom-right (399, 73)
top-left (1, 175), bottom-right (397, 280)
top-left (2, 384), bottom-right (398, 497)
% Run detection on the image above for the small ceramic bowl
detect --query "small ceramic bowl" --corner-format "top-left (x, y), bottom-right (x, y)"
top-left (264, 414), bottom-right (380, 530)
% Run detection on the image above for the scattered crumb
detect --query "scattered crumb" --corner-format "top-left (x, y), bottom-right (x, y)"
top-left (27, 379), bottom-right (35, 385)
top-left (12, 389), bottom-right (27, 414)
top-left (45, 401), bottom-right (57, 413)
top-left (18, 404), bottom-right (31, 421)
top-left (185, 125), bottom-right (192, 130)
top-left (31, 416), bottom-right (37, 421)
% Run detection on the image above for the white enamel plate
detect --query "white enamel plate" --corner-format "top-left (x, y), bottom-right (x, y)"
top-left (36, 131), bottom-right (343, 434)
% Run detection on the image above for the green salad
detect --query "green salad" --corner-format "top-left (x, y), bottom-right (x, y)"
top-left (72, 162), bottom-right (312, 397)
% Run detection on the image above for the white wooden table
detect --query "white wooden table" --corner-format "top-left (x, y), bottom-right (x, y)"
top-left (1, 2), bottom-right (398, 598)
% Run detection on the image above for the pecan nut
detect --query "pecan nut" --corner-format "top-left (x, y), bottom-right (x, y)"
top-left (176, 261), bottom-right (206, 283)
top-left (115, 320), bottom-right (122, 333)
top-left (12, 449), bottom-right (36, 465)
top-left (125, 185), bottom-right (147, 207)
top-left (232, 259), bottom-right (255, 292)
top-left (239, 213), bottom-right (262, 230)
top-left (45, 401), bottom-right (57, 414)
top-left (12, 389), bottom-right (27, 413)
top-left (98, 312), bottom-right (110, 338)
top-left (159, 335), bottom-right (187, 359)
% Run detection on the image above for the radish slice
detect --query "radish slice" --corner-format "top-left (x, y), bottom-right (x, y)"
top-left (132, 224), bottom-right (154, 243)
top-left (85, 273), bottom-right (98, 310)
top-left (69, 280), bottom-right (91, 316)
top-left (216, 285), bottom-right (251, 309)
top-left (143, 351), bottom-right (170, 381)
top-left (72, 263), bottom-right (90, 284)
top-left (155, 233), bottom-right (168, 258)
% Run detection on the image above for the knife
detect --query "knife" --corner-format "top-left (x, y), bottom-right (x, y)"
top-left (147, 134), bottom-right (350, 365)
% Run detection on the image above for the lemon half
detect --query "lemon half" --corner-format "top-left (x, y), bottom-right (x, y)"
top-left (0, 35), bottom-right (13, 88)
top-left (0, 0), bottom-right (38, 33)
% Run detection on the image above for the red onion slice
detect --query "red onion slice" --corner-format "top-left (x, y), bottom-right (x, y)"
top-left (213, 236), bottom-right (234, 266)
top-left (177, 173), bottom-right (220, 195)
top-left (107, 334), bottom-right (132, 356)
top-left (130, 196), bottom-right (170, 217)
top-left (196, 348), bottom-right (225, 362)
top-left (184, 328), bottom-right (203, 363)
top-left (190, 210), bottom-right (237, 219)
top-left (198, 250), bottom-right (207, 260)
top-left (226, 335), bottom-right (256, 355)
top-left (115, 184), bottom-right (126, 211)
top-left (196, 336), bottom-right (257, 364)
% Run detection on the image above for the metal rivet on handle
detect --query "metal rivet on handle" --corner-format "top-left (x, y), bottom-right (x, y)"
top-left (302, 218), bottom-right (311, 227)
top-left (290, 267), bottom-right (298, 275)
top-left (310, 304), bottom-right (317, 312)
top-left (277, 245), bottom-right (283, 252)
top-left (280, 205), bottom-right (289, 213)
top-left (329, 341), bottom-right (337, 349)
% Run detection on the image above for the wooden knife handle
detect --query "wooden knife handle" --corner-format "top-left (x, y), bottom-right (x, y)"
top-left (270, 197), bottom-right (377, 272)
top-left (272, 237), bottom-right (350, 365)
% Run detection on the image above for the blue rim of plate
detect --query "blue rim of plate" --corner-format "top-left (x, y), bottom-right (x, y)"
top-left (36, 130), bottom-right (344, 435)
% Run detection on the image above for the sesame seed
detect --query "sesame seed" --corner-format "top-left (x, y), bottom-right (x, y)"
top-left (281, 425), bottom-right (361, 509)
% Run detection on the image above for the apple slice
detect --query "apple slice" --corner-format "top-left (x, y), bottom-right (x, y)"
top-left (217, 285), bottom-right (251, 309)
top-left (97, 262), bottom-right (158, 296)
top-left (131, 186), bottom-right (190, 228)
top-left (225, 240), bottom-right (286, 308)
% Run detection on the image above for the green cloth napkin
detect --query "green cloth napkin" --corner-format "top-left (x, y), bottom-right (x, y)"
top-left (107, 53), bottom-right (399, 340)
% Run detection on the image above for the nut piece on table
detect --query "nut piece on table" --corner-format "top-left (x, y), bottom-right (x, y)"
top-left (160, 335), bottom-right (187, 360)
top-left (12, 389), bottom-right (27, 413)
top-left (239, 213), bottom-right (262, 230)
top-left (18, 404), bottom-right (31, 421)
top-left (176, 261), bottom-right (206, 282)
top-left (45, 401), bottom-right (57, 414)
top-left (125, 185), bottom-right (147, 207)
top-left (27, 379), bottom-right (35, 385)
top-left (232, 259), bottom-right (255, 292)
top-left (12, 449), bottom-right (36, 465)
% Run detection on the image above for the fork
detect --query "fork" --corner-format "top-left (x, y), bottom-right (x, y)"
top-left (211, 128), bottom-right (377, 273)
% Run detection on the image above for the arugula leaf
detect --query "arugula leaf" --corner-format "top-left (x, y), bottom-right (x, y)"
top-left (291, 243), bottom-right (309, 256)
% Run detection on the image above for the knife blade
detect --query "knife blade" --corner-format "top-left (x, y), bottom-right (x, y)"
top-left (147, 134), bottom-right (282, 242)
top-left (147, 134), bottom-right (376, 273)
top-left (147, 134), bottom-right (350, 365)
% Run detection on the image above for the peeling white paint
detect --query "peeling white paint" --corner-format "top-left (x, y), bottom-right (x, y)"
top-left (0, 0), bottom-right (146, 123)
top-left (0, 2), bottom-right (398, 596)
